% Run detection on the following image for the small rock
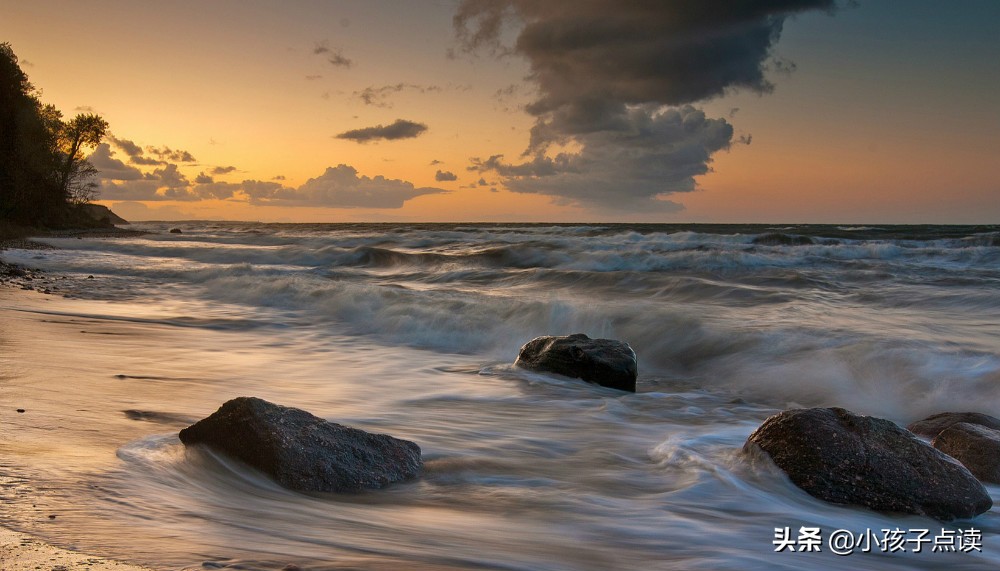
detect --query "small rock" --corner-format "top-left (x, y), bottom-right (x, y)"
top-left (515, 333), bottom-right (637, 392)
top-left (169, 228), bottom-right (183, 234)
top-left (16, 408), bottom-right (25, 413)
top-left (48, 514), bottom-right (57, 519)
top-left (907, 412), bottom-right (1000, 438)
top-left (933, 422), bottom-right (1000, 484)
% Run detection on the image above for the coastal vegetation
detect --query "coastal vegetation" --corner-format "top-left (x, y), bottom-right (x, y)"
top-left (0, 42), bottom-right (109, 236)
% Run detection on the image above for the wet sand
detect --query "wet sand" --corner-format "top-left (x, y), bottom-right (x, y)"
top-left (0, 287), bottom-right (157, 570)
top-left (1, 526), bottom-right (154, 571)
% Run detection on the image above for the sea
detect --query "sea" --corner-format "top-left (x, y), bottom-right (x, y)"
top-left (2, 222), bottom-right (1000, 570)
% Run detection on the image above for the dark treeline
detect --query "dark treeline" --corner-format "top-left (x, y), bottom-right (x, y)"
top-left (1, 42), bottom-right (108, 229)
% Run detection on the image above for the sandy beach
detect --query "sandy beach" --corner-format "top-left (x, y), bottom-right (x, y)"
top-left (1, 287), bottom-right (157, 571)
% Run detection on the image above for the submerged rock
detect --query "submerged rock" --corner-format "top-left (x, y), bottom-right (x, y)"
top-left (515, 333), bottom-right (637, 392)
top-left (933, 422), bottom-right (1000, 484)
top-left (907, 411), bottom-right (1000, 438)
top-left (179, 397), bottom-right (421, 492)
top-left (169, 228), bottom-right (182, 234)
top-left (745, 407), bottom-right (991, 520)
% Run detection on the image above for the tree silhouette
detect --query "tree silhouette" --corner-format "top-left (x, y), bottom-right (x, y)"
top-left (56, 113), bottom-right (108, 204)
top-left (0, 42), bottom-right (109, 227)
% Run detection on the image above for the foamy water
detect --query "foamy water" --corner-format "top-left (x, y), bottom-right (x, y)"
top-left (2, 222), bottom-right (1000, 570)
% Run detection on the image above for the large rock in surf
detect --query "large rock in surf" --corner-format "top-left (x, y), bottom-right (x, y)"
top-left (745, 407), bottom-right (991, 520)
top-left (907, 411), bottom-right (1000, 438)
top-left (933, 422), bottom-right (1000, 484)
top-left (179, 397), bottom-right (421, 492)
top-left (515, 333), bottom-right (637, 392)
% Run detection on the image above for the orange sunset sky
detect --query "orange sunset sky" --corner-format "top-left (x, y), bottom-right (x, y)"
top-left (5, 0), bottom-right (999, 223)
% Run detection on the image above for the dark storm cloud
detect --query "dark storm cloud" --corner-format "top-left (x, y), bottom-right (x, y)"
top-left (335, 119), bottom-right (428, 143)
top-left (455, 0), bottom-right (835, 120)
top-left (453, 0), bottom-right (835, 210)
top-left (435, 170), bottom-right (458, 182)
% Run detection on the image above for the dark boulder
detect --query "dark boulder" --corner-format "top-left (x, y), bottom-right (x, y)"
top-left (515, 333), bottom-right (637, 392)
top-left (933, 422), bottom-right (1000, 484)
top-left (179, 397), bottom-right (421, 492)
top-left (745, 407), bottom-right (991, 520)
top-left (907, 411), bottom-right (1000, 438)
top-left (169, 228), bottom-right (183, 234)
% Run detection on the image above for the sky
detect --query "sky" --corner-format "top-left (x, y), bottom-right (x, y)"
top-left (4, 0), bottom-right (999, 223)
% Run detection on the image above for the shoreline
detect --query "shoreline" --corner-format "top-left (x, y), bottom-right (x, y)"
top-left (1, 287), bottom-right (157, 571)
top-left (1, 526), bottom-right (156, 571)
top-left (0, 225), bottom-right (149, 294)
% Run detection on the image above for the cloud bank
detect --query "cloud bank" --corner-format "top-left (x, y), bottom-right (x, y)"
top-left (92, 146), bottom-right (444, 209)
top-left (107, 136), bottom-right (197, 165)
top-left (454, 0), bottom-right (835, 210)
